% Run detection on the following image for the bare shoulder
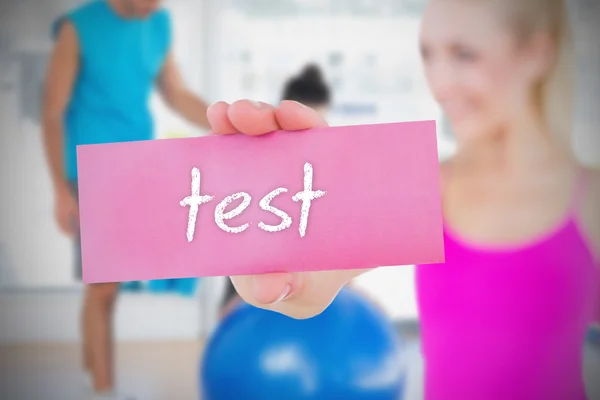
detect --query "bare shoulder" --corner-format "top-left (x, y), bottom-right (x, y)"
top-left (54, 19), bottom-right (78, 45)
top-left (47, 18), bottom-right (79, 74)
top-left (578, 166), bottom-right (600, 262)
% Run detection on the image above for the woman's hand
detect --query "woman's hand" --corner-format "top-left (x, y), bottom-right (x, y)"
top-left (206, 100), bottom-right (372, 319)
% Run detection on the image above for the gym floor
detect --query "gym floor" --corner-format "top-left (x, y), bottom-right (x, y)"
top-left (1, 329), bottom-right (599, 400)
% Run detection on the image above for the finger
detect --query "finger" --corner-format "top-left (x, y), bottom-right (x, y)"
top-left (251, 273), bottom-right (296, 304)
top-left (206, 101), bottom-right (239, 135)
top-left (275, 100), bottom-right (329, 131)
top-left (227, 100), bottom-right (280, 136)
top-left (231, 272), bottom-right (299, 306)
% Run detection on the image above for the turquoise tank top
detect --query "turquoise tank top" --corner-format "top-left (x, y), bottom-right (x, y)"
top-left (52, 0), bottom-right (172, 180)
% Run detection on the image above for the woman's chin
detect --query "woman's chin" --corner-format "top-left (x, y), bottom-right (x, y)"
top-left (452, 123), bottom-right (488, 146)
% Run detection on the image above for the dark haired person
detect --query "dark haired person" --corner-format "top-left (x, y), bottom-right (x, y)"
top-left (281, 64), bottom-right (331, 117)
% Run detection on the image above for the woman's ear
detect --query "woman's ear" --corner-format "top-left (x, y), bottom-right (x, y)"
top-left (523, 32), bottom-right (557, 82)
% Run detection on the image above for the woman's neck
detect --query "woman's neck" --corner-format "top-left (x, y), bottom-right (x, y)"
top-left (454, 114), bottom-right (570, 175)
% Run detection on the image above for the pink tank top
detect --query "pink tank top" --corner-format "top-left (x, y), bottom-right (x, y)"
top-left (416, 172), bottom-right (598, 400)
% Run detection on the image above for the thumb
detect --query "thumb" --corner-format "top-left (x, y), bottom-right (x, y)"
top-left (248, 272), bottom-right (300, 305)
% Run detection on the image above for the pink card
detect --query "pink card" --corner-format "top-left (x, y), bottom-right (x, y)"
top-left (77, 121), bottom-right (444, 283)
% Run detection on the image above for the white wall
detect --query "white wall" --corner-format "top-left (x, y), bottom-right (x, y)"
top-left (0, 277), bottom-right (228, 344)
top-left (571, 0), bottom-right (600, 167)
top-left (0, 290), bottom-right (204, 343)
top-left (1, 0), bottom-right (82, 52)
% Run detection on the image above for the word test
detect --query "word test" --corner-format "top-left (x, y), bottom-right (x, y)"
top-left (180, 162), bottom-right (327, 242)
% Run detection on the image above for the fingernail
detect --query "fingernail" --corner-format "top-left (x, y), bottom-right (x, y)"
top-left (273, 284), bottom-right (293, 303)
top-left (207, 101), bottom-right (225, 110)
top-left (249, 100), bottom-right (262, 108)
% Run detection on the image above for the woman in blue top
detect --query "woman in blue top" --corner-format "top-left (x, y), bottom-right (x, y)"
top-left (42, 0), bottom-right (210, 398)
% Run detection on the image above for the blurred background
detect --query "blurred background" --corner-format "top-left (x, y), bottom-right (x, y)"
top-left (0, 0), bottom-right (599, 399)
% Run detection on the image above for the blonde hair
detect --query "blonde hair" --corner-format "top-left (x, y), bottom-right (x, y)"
top-left (502, 0), bottom-right (576, 149)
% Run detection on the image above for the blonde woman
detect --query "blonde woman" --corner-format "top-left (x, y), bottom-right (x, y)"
top-left (206, 0), bottom-right (599, 398)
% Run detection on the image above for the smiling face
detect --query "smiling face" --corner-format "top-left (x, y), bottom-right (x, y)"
top-left (419, 0), bottom-right (561, 145)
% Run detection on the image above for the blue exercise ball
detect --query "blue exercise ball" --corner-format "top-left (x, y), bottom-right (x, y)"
top-left (200, 288), bottom-right (406, 400)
